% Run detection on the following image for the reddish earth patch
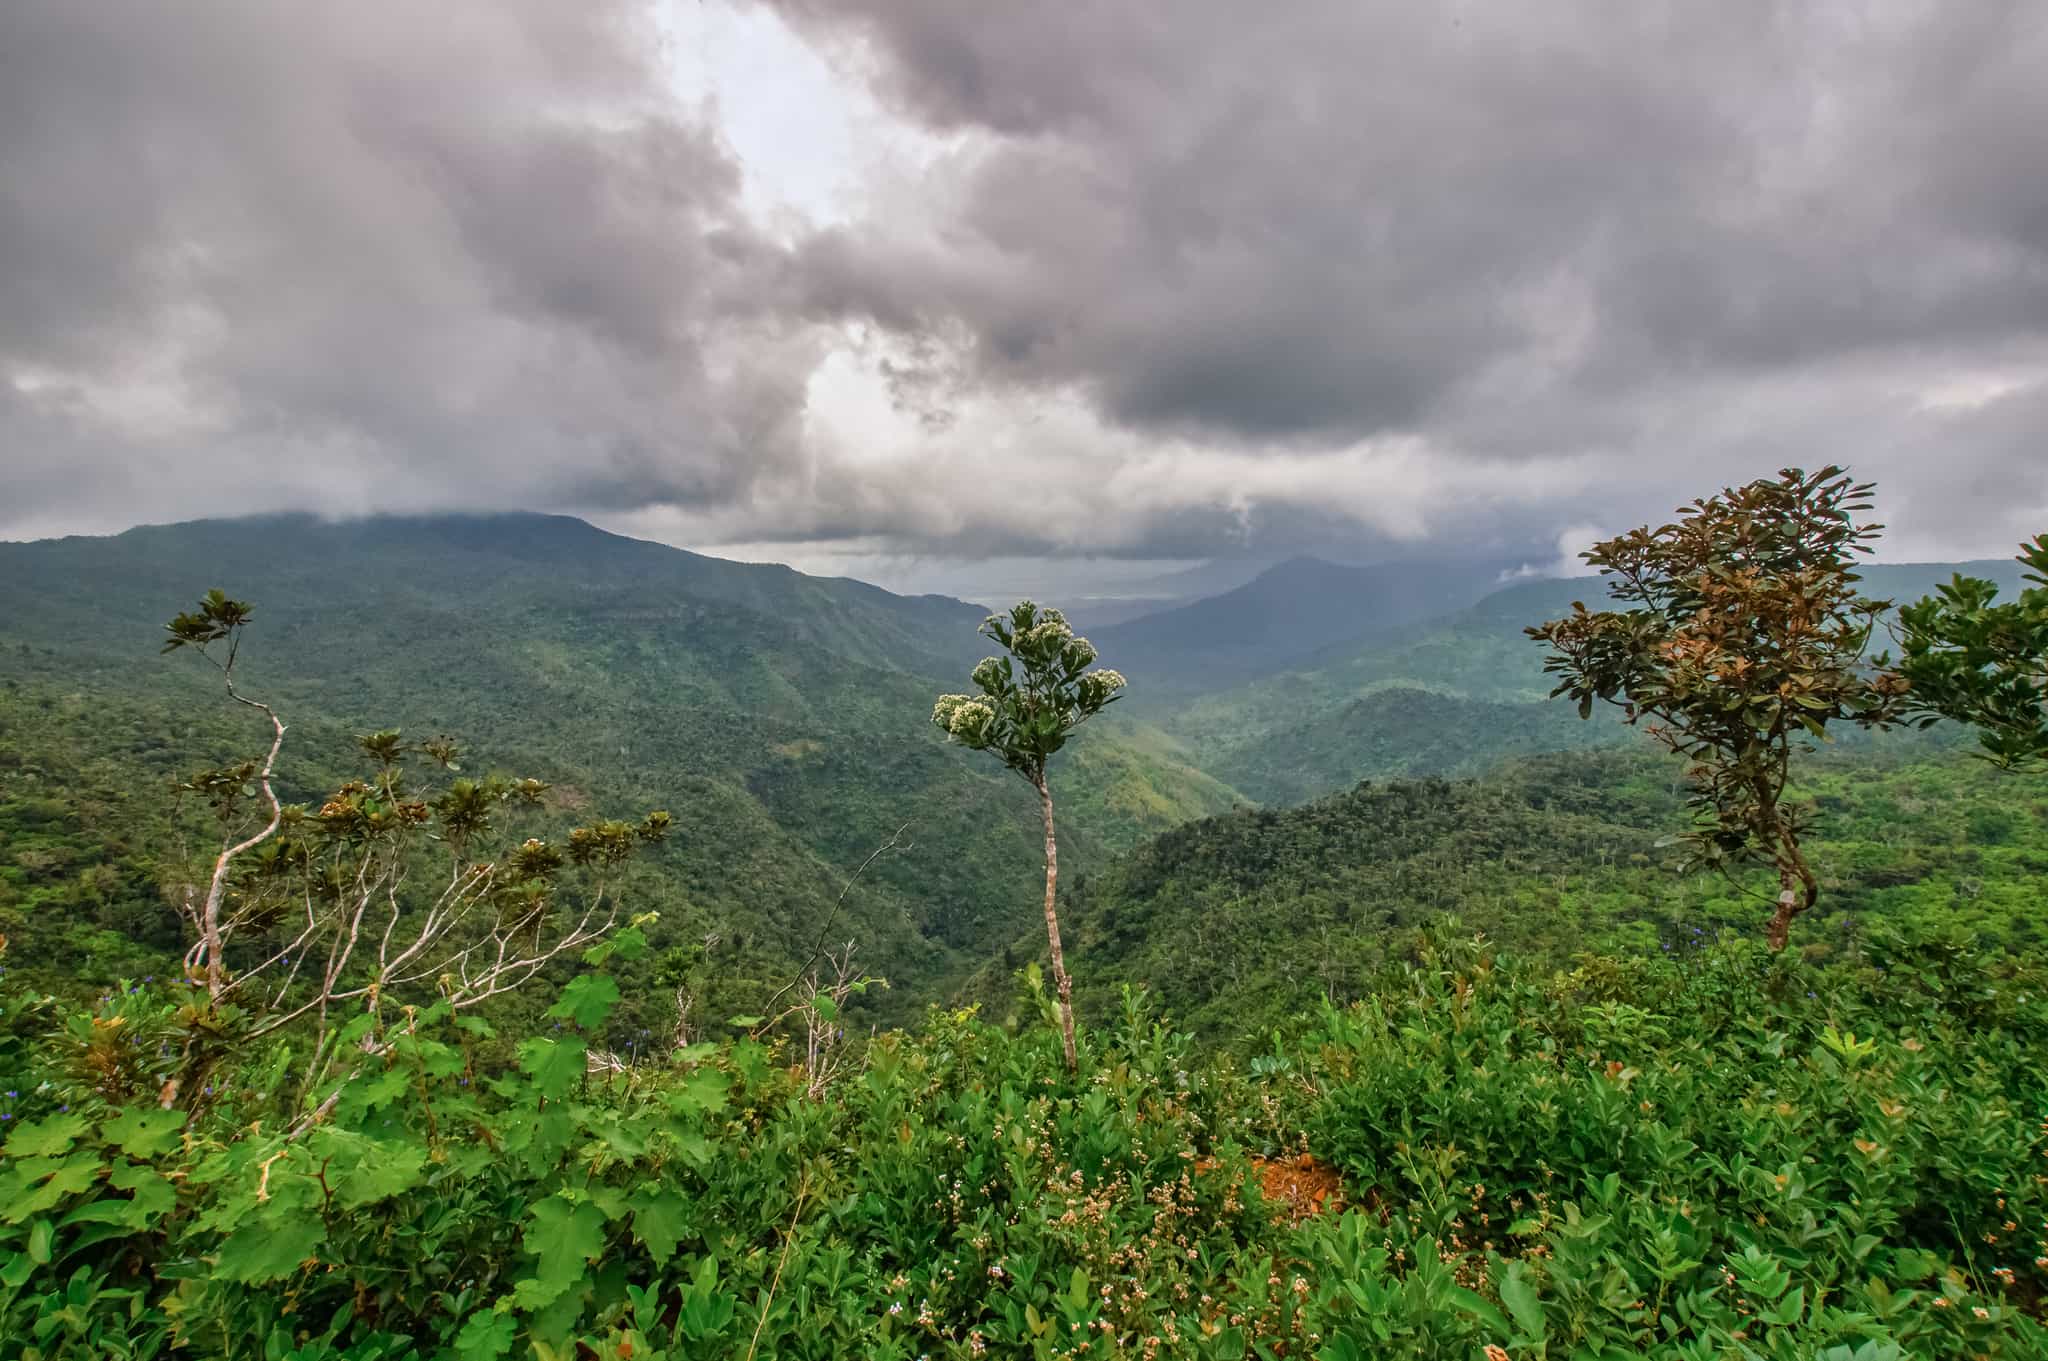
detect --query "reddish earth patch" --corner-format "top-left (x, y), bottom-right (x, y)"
top-left (1249, 1155), bottom-right (1344, 1224)
top-left (1192, 1152), bottom-right (1345, 1223)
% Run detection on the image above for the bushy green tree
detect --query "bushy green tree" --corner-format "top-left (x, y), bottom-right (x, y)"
top-left (1527, 467), bottom-right (1906, 949)
top-left (934, 602), bottom-right (1125, 1068)
top-left (159, 590), bottom-right (668, 1106)
top-left (1887, 533), bottom-right (2048, 770)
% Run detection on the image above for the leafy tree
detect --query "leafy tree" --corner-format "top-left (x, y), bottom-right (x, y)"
top-left (1886, 533), bottom-right (2048, 770)
top-left (161, 589), bottom-right (282, 1004)
top-left (933, 603), bottom-right (1126, 1068)
top-left (160, 591), bottom-right (669, 1106)
top-left (1527, 467), bottom-right (1906, 949)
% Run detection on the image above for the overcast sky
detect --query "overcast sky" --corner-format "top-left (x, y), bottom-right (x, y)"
top-left (3, 2), bottom-right (2044, 590)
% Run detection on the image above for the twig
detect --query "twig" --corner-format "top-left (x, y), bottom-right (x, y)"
top-left (754, 824), bottom-right (911, 1033)
top-left (744, 1167), bottom-right (811, 1361)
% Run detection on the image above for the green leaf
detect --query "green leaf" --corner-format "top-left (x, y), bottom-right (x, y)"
top-left (453, 1308), bottom-right (518, 1361)
top-left (628, 1189), bottom-right (690, 1267)
top-left (726, 1014), bottom-right (765, 1028)
top-left (26, 1218), bottom-right (52, 1265)
top-left (101, 1107), bottom-right (187, 1159)
top-left (1316, 1336), bottom-right (1366, 1361)
top-left (1498, 1261), bottom-right (1547, 1342)
top-left (606, 925), bottom-right (649, 963)
top-left (517, 1037), bottom-right (588, 1102)
top-left (60, 1161), bottom-right (176, 1230)
top-left (1447, 1285), bottom-right (1510, 1339)
top-left (812, 994), bottom-right (839, 1023)
top-left (523, 1197), bottom-right (607, 1298)
top-left (547, 975), bottom-right (620, 1030)
top-left (2, 1154), bottom-right (105, 1222)
top-left (338, 1142), bottom-right (428, 1208)
top-left (668, 1069), bottom-right (729, 1117)
top-left (4, 1113), bottom-right (87, 1158)
top-left (214, 1214), bottom-right (326, 1283)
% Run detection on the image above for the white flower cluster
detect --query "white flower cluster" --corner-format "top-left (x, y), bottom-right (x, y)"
top-left (1018, 617), bottom-right (1074, 655)
top-left (1078, 668), bottom-right (1127, 709)
top-left (970, 656), bottom-right (1004, 691)
top-left (931, 693), bottom-right (996, 745)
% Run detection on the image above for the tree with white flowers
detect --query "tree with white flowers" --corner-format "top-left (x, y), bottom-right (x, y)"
top-left (934, 602), bottom-right (1126, 1069)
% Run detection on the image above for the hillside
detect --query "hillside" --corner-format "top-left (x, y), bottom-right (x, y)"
top-left (1020, 747), bottom-right (2048, 1036)
top-left (1095, 555), bottom-right (1509, 697)
top-left (1164, 559), bottom-right (2033, 794)
top-left (0, 515), bottom-right (1241, 1017)
top-left (5, 527), bottom-right (2047, 1360)
top-left (1203, 686), bottom-right (1637, 804)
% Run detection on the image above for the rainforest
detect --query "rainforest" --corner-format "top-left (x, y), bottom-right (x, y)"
top-left (2, 472), bottom-right (2046, 1360)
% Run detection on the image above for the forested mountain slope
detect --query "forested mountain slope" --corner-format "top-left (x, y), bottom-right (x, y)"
top-left (0, 515), bottom-right (1240, 1019)
top-left (1163, 559), bottom-right (2031, 800)
top-left (1016, 748), bottom-right (2048, 1037)
top-left (1096, 554), bottom-right (1509, 697)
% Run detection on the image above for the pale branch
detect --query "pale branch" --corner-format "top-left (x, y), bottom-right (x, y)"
top-left (754, 823), bottom-right (912, 1033)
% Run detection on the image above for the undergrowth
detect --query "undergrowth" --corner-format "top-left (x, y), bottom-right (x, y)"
top-left (1, 922), bottom-right (2045, 1359)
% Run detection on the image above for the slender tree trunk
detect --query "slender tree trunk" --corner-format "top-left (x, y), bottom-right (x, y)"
top-left (199, 693), bottom-right (286, 1001)
top-left (1035, 771), bottom-right (1077, 1070)
top-left (1765, 846), bottom-right (1818, 952)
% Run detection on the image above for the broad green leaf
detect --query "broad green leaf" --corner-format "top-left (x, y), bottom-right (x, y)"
top-left (339, 1142), bottom-right (428, 1208)
top-left (4, 1113), bottom-right (87, 1158)
top-left (1316, 1336), bottom-right (1366, 1361)
top-left (2, 1153), bottom-right (105, 1223)
top-left (668, 1069), bottom-right (729, 1117)
top-left (523, 1196), bottom-right (607, 1296)
top-left (60, 1161), bottom-right (175, 1230)
top-left (547, 975), bottom-right (620, 1030)
top-left (517, 1037), bottom-right (588, 1102)
top-left (453, 1308), bottom-right (518, 1361)
top-left (585, 925), bottom-right (647, 966)
top-left (1447, 1285), bottom-right (1510, 1339)
top-left (1498, 1261), bottom-right (1547, 1341)
top-left (354, 1067), bottom-right (413, 1113)
top-left (214, 1214), bottom-right (326, 1283)
top-left (27, 1218), bottom-right (52, 1264)
top-left (101, 1107), bottom-right (187, 1159)
top-left (628, 1188), bottom-right (690, 1267)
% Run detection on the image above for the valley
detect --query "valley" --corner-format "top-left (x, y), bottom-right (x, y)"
top-left (2, 505), bottom-right (2044, 1359)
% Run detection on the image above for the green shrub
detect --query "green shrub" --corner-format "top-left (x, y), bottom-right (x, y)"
top-left (3, 928), bottom-right (2044, 1359)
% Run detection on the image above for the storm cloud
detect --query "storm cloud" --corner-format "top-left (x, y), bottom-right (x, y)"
top-left (0, 1), bottom-right (806, 537)
top-left (2, 1), bottom-right (2045, 565)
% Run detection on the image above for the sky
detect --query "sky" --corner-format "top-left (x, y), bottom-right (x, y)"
top-left (2, 1), bottom-right (2045, 595)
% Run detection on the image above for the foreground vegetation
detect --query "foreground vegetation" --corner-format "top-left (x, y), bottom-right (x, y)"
top-left (2, 925), bottom-right (2043, 1358)
top-left (2, 472), bottom-right (2045, 1357)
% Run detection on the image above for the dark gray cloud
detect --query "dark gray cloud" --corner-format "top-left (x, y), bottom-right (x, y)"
top-left (0, 1), bottom-right (805, 536)
top-left (2, 1), bottom-right (2044, 566)
top-left (763, 0), bottom-right (2048, 557)
top-left (776, 2), bottom-right (2048, 433)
